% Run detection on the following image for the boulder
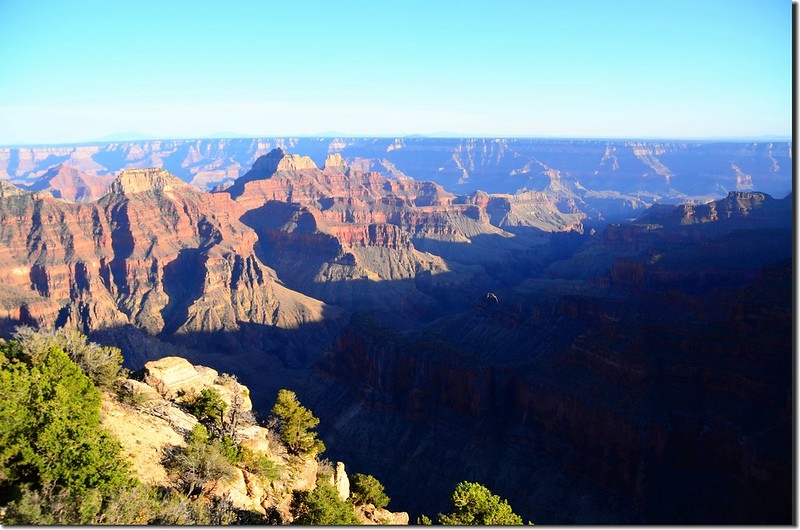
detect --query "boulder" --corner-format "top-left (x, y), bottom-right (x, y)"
top-left (120, 378), bottom-right (161, 403)
top-left (238, 424), bottom-right (271, 454)
top-left (143, 357), bottom-right (253, 415)
top-left (144, 356), bottom-right (216, 400)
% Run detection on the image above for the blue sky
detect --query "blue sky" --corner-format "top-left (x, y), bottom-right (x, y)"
top-left (0, 0), bottom-right (792, 144)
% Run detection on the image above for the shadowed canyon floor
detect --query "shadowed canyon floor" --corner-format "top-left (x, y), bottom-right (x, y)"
top-left (0, 147), bottom-right (792, 523)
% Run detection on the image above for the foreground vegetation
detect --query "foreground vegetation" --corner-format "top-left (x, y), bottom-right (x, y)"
top-left (0, 327), bottom-right (528, 525)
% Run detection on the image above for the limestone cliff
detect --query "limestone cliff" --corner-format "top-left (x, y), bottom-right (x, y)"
top-left (0, 167), bottom-right (329, 351)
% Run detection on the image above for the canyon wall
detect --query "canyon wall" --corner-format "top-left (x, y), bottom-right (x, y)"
top-left (305, 192), bottom-right (792, 524)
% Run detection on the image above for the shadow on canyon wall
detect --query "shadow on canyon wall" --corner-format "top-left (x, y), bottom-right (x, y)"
top-left (2, 256), bottom-right (789, 524)
top-left (304, 255), bottom-right (791, 524)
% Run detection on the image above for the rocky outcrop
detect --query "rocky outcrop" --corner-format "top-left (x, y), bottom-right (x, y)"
top-left (0, 179), bottom-right (27, 198)
top-left (356, 504), bottom-right (410, 525)
top-left (332, 461), bottom-right (350, 501)
top-left (253, 148), bottom-right (318, 174)
top-left (143, 356), bottom-right (253, 413)
top-left (323, 152), bottom-right (347, 170)
top-left (103, 358), bottom-right (408, 524)
top-left (104, 367), bottom-right (275, 516)
top-left (635, 191), bottom-right (792, 232)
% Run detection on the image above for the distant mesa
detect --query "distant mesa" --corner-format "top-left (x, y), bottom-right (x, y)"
top-left (0, 138), bottom-right (792, 217)
top-left (108, 167), bottom-right (192, 195)
top-left (251, 148), bottom-right (318, 174)
top-left (226, 148), bottom-right (319, 199)
top-left (324, 152), bottom-right (347, 170)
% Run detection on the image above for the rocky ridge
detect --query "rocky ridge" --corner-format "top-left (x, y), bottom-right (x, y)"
top-left (1, 138), bottom-right (791, 223)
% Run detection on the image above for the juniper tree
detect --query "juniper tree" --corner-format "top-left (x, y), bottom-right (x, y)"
top-left (437, 481), bottom-right (525, 525)
top-left (350, 473), bottom-right (390, 509)
top-left (270, 389), bottom-right (325, 456)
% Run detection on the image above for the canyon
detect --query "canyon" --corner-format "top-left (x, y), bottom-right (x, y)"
top-left (0, 141), bottom-right (792, 523)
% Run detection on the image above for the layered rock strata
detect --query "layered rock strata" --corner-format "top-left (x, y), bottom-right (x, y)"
top-left (0, 166), bottom-right (328, 349)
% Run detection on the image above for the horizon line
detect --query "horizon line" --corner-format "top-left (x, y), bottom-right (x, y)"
top-left (0, 133), bottom-right (793, 149)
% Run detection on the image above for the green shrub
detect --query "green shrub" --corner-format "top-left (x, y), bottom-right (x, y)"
top-left (290, 481), bottom-right (359, 525)
top-left (350, 472), bottom-right (390, 509)
top-left (241, 447), bottom-right (280, 482)
top-left (187, 422), bottom-right (210, 444)
top-left (104, 484), bottom-right (241, 525)
top-left (0, 331), bottom-right (135, 524)
top-left (217, 435), bottom-right (243, 466)
top-left (3, 485), bottom-right (102, 525)
top-left (12, 327), bottom-right (123, 389)
top-left (437, 481), bottom-right (524, 525)
top-left (183, 388), bottom-right (228, 430)
top-left (170, 427), bottom-right (235, 495)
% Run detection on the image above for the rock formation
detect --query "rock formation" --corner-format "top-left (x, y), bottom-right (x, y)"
top-left (332, 461), bottom-right (350, 501)
top-left (356, 503), bottom-right (411, 525)
top-left (144, 356), bottom-right (253, 412)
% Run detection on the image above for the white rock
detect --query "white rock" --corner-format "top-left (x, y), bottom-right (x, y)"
top-left (333, 461), bottom-right (350, 501)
